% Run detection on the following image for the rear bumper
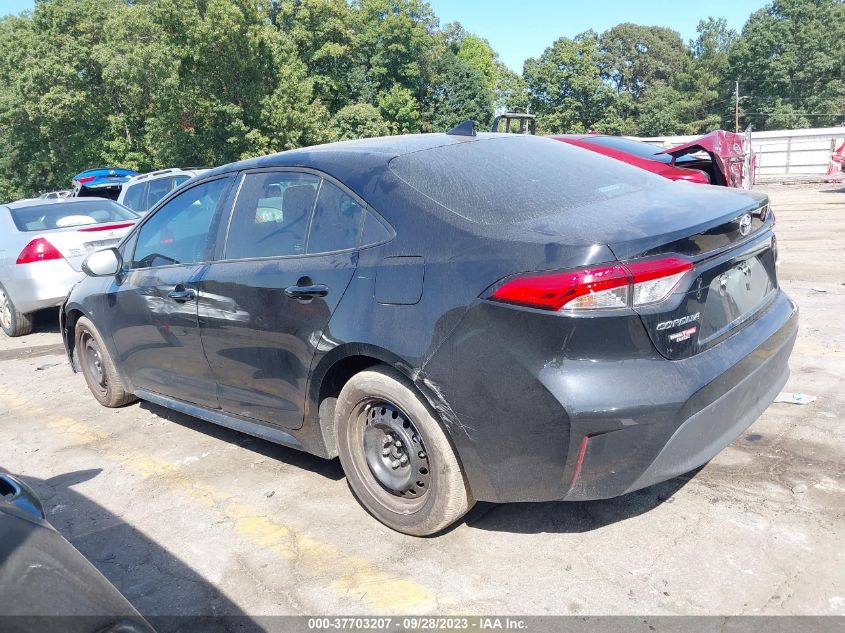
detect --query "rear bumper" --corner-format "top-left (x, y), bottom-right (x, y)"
top-left (565, 296), bottom-right (796, 500)
top-left (5, 260), bottom-right (83, 314)
top-left (423, 289), bottom-right (798, 503)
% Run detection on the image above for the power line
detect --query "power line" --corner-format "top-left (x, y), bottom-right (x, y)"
top-left (743, 112), bottom-right (845, 116)
top-left (735, 77), bottom-right (845, 83)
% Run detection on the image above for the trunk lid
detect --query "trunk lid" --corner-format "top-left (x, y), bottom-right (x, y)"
top-left (524, 184), bottom-right (777, 360)
top-left (43, 222), bottom-right (136, 271)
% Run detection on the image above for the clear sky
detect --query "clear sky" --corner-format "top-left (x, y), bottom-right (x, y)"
top-left (2, 0), bottom-right (768, 72)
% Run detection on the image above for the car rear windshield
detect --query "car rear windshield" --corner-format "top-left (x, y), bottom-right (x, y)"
top-left (389, 135), bottom-right (659, 225)
top-left (10, 200), bottom-right (138, 232)
top-left (583, 136), bottom-right (696, 165)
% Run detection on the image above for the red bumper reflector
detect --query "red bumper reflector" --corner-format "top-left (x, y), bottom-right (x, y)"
top-left (570, 435), bottom-right (590, 488)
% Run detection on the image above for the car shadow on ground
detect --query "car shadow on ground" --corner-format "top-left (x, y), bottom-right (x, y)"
top-left (461, 470), bottom-right (700, 535)
top-left (137, 401), bottom-right (345, 481)
top-left (819, 186), bottom-right (845, 193)
top-left (3, 466), bottom-right (265, 633)
top-left (31, 308), bottom-right (61, 334)
top-left (141, 400), bottom-right (695, 535)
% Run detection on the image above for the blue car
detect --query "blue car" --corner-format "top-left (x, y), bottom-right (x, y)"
top-left (72, 167), bottom-right (138, 201)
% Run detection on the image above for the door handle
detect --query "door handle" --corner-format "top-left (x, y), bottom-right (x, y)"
top-left (168, 288), bottom-right (197, 302)
top-left (284, 284), bottom-right (329, 300)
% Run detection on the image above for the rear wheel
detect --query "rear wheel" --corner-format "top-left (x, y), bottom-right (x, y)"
top-left (75, 316), bottom-right (136, 408)
top-left (335, 366), bottom-right (473, 536)
top-left (0, 285), bottom-right (32, 337)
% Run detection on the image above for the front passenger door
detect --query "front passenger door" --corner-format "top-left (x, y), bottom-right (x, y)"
top-left (106, 176), bottom-right (233, 406)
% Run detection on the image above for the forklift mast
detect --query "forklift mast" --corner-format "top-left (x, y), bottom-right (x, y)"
top-left (491, 113), bottom-right (536, 135)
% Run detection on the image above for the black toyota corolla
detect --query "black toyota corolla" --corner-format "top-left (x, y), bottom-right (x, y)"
top-left (61, 132), bottom-right (797, 535)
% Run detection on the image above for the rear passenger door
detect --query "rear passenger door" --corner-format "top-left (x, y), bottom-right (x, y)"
top-left (196, 169), bottom-right (367, 429)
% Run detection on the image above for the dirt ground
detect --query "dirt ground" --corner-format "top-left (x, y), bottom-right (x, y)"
top-left (1, 183), bottom-right (843, 624)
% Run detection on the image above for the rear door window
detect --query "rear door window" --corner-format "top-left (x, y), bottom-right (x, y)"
top-left (131, 177), bottom-right (232, 268)
top-left (121, 183), bottom-right (147, 212)
top-left (146, 177), bottom-right (172, 210)
top-left (225, 172), bottom-right (319, 260)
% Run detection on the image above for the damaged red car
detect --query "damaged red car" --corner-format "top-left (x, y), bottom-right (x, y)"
top-left (553, 130), bottom-right (755, 189)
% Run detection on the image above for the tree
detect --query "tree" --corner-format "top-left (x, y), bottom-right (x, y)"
top-left (523, 32), bottom-right (627, 134)
top-left (331, 103), bottom-right (390, 140)
top-left (355, 0), bottom-right (437, 99)
top-left (728, 0), bottom-right (845, 130)
top-left (0, 0), bottom-right (117, 199)
top-left (427, 52), bottom-right (493, 132)
top-left (669, 18), bottom-right (738, 133)
top-left (494, 62), bottom-right (529, 113)
top-left (599, 23), bottom-right (687, 99)
top-left (276, 0), bottom-right (360, 112)
top-left (378, 85), bottom-right (421, 134)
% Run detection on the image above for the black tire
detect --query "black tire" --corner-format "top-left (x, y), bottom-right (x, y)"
top-left (0, 284), bottom-right (33, 337)
top-left (335, 366), bottom-right (473, 536)
top-left (75, 316), bottom-right (136, 408)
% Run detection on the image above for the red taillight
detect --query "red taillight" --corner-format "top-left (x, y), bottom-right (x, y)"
top-left (16, 238), bottom-right (64, 264)
top-left (490, 256), bottom-right (693, 311)
top-left (491, 264), bottom-right (630, 311)
top-left (75, 175), bottom-right (96, 184)
top-left (77, 222), bottom-right (135, 232)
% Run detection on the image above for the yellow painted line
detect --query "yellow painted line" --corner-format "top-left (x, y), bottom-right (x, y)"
top-left (0, 385), bottom-right (435, 612)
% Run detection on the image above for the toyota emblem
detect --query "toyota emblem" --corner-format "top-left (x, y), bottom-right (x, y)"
top-left (738, 213), bottom-right (752, 236)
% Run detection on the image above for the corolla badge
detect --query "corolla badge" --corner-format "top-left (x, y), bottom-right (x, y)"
top-left (656, 312), bottom-right (700, 331)
top-left (738, 213), bottom-right (752, 236)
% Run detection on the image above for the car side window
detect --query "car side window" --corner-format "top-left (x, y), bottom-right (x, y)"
top-left (122, 183), bottom-right (147, 212)
top-left (361, 210), bottom-right (393, 247)
top-left (225, 172), bottom-right (319, 260)
top-left (306, 180), bottom-right (366, 254)
top-left (171, 175), bottom-right (190, 188)
top-left (131, 177), bottom-right (231, 269)
top-left (146, 177), bottom-right (172, 210)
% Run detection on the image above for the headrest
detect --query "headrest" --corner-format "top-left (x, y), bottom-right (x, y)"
top-left (282, 185), bottom-right (317, 219)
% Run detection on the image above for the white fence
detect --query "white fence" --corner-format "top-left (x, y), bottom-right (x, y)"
top-left (636, 127), bottom-right (845, 182)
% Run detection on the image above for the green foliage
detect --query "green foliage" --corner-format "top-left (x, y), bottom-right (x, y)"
top-left (332, 103), bottom-right (390, 140)
top-left (600, 23), bottom-right (687, 99)
top-left (727, 0), bottom-right (845, 130)
top-left (378, 85), bottom-right (421, 134)
top-left (427, 52), bottom-right (494, 132)
top-left (276, 0), bottom-right (359, 111)
top-left (523, 32), bottom-right (624, 134)
top-left (355, 0), bottom-right (437, 97)
top-left (0, 0), bottom-right (843, 200)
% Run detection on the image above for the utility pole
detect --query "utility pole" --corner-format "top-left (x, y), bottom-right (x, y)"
top-left (735, 81), bottom-right (740, 133)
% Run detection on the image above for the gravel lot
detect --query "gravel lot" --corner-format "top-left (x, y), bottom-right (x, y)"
top-left (1, 183), bottom-right (843, 624)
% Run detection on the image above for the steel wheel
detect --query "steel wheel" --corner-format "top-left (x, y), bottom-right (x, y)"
top-left (361, 401), bottom-right (432, 506)
top-left (335, 366), bottom-right (473, 535)
top-left (73, 316), bottom-right (136, 408)
top-left (0, 289), bottom-right (11, 331)
top-left (79, 330), bottom-right (108, 398)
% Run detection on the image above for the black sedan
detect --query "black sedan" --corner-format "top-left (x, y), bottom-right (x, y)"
top-left (61, 132), bottom-right (797, 535)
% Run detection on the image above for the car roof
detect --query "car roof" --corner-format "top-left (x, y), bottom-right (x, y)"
top-left (202, 133), bottom-right (498, 180)
top-left (3, 196), bottom-right (113, 210)
top-left (125, 167), bottom-right (208, 184)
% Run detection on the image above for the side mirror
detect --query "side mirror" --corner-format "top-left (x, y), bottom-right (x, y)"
top-left (82, 247), bottom-right (122, 277)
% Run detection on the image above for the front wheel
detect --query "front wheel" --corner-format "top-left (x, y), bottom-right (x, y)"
top-left (335, 366), bottom-right (473, 536)
top-left (75, 316), bottom-right (137, 408)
